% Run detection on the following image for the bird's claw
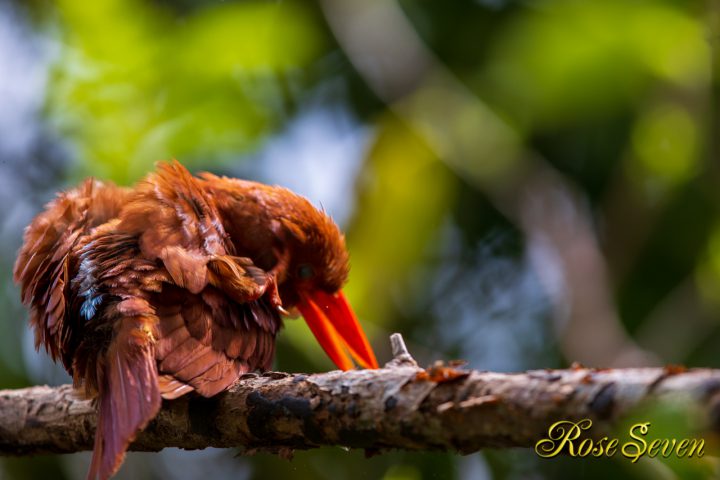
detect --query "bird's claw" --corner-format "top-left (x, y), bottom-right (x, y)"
top-left (265, 275), bottom-right (290, 316)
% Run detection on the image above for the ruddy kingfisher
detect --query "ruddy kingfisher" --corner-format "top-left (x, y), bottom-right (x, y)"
top-left (14, 161), bottom-right (378, 479)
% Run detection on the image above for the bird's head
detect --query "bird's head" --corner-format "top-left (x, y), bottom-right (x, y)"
top-left (203, 174), bottom-right (378, 371)
top-left (272, 193), bottom-right (378, 371)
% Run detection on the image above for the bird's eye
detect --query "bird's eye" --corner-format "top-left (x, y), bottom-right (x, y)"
top-left (297, 264), bottom-right (315, 280)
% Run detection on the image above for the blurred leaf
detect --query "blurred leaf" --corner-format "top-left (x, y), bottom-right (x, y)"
top-left (613, 398), bottom-right (719, 480)
top-left (48, 0), bottom-right (323, 183)
top-left (382, 464), bottom-right (422, 480)
top-left (482, 0), bottom-right (709, 127)
top-left (629, 102), bottom-right (700, 194)
top-left (696, 224), bottom-right (720, 309)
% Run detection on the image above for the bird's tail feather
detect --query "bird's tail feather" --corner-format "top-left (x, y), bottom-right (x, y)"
top-left (87, 312), bottom-right (160, 480)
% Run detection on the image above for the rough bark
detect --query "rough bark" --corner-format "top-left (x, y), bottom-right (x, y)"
top-left (1, 336), bottom-right (720, 457)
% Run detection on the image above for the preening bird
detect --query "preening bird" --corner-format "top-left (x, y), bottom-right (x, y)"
top-left (13, 161), bottom-right (378, 479)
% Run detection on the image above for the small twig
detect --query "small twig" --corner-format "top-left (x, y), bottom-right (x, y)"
top-left (386, 332), bottom-right (418, 368)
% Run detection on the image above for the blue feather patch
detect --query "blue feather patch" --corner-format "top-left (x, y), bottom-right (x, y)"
top-left (77, 249), bottom-right (104, 321)
top-left (80, 289), bottom-right (104, 321)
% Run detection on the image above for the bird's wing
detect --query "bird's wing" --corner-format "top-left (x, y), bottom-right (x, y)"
top-left (116, 161), bottom-right (282, 397)
top-left (153, 277), bottom-right (279, 398)
top-left (13, 178), bottom-right (130, 369)
top-left (73, 162), bottom-right (281, 479)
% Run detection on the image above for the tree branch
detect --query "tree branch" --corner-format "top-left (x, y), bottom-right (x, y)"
top-left (2, 344), bottom-right (720, 457)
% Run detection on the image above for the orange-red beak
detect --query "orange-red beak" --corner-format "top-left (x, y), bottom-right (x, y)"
top-left (298, 290), bottom-right (379, 370)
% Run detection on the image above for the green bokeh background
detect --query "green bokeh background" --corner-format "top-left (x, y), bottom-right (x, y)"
top-left (1, 0), bottom-right (719, 478)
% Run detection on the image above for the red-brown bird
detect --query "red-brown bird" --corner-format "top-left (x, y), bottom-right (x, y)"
top-left (13, 161), bottom-right (378, 479)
